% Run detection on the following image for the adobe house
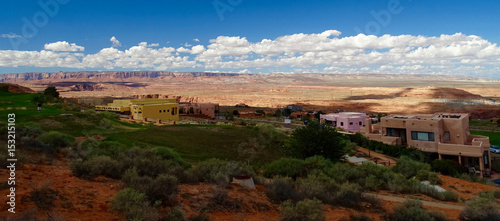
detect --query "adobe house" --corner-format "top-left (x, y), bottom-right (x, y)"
top-left (95, 98), bottom-right (179, 122)
top-left (360, 113), bottom-right (491, 176)
top-left (179, 103), bottom-right (219, 119)
top-left (320, 112), bottom-right (369, 132)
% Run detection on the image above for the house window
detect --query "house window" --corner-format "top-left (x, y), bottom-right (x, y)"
top-left (359, 121), bottom-right (362, 126)
top-left (340, 122), bottom-right (344, 126)
top-left (387, 128), bottom-right (396, 137)
top-left (159, 110), bottom-right (161, 113)
top-left (167, 109), bottom-right (170, 112)
top-left (444, 132), bottom-right (450, 142)
top-left (411, 131), bottom-right (435, 141)
top-left (349, 122), bottom-right (353, 125)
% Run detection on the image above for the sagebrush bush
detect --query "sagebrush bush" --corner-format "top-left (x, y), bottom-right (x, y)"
top-left (111, 188), bottom-right (159, 221)
top-left (121, 168), bottom-right (179, 205)
top-left (385, 199), bottom-right (436, 221)
top-left (164, 206), bottom-right (185, 221)
top-left (392, 156), bottom-right (431, 179)
top-left (263, 157), bottom-right (306, 178)
top-left (266, 177), bottom-right (301, 203)
top-left (37, 131), bottom-right (74, 149)
top-left (295, 173), bottom-right (338, 203)
top-left (70, 155), bottom-right (121, 179)
top-left (194, 158), bottom-right (255, 187)
top-left (335, 182), bottom-right (362, 208)
top-left (97, 111), bottom-right (119, 120)
top-left (279, 198), bottom-right (325, 221)
top-left (460, 196), bottom-right (500, 220)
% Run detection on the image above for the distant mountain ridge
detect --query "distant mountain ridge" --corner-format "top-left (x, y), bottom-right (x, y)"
top-left (0, 71), bottom-right (243, 82)
top-left (0, 71), bottom-right (498, 82)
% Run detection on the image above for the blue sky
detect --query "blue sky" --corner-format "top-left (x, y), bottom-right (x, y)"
top-left (1, 0), bottom-right (500, 78)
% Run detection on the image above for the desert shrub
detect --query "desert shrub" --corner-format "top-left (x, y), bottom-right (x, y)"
top-left (428, 210), bottom-right (447, 221)
top-left (392, 156), bottom-right (431, 179)
top-left (28, 184), bottom-right (57, 210)
top-left (295, 173), bottom-right (338, 203)
top-left (279, 198), bottom-right (325, 221)
top-left (385, 199), bottom-right (435, 221)
top-left (94, 141), bottom-right (124, 157)
top-left (266, 177), bottom-right (301, 203)
top-left (38, 131), bottom-right (74, 149)
top-left (264, 156), bottom-right (333, 179)
top-left (416, 170), bottom-right (442, 185)
top-left (479, 190), bottom-right (500, 200)
top-left (17, 125), bottom-right (42, 138)
top-left (194, 159), bottom-right (255, 187)
top-left (70, 156), bottom-right (121, 179)
top-left (431, 159), bottom-right (461, 176)
top-left (111, 188), bottom-right (159, 221)
top-left (118, 147), bottom-right (179, 178)
top-left (209, 187), bottom-right (240, 211)
top-left (97, 110), bottom-right (119, 120)
top-left (459, 196), bottom-right (500, 221)
top-left (164, 206), bottom-right (185, 221)
top-left (334, 182), bottom-right (362, 208)
top-left (121, 168), bottom-right (179, 205)
top-left (263, 157), bottom-right (306, 178)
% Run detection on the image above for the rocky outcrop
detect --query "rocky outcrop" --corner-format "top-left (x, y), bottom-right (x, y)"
top-left (0, 83), bottom-right (36, 93)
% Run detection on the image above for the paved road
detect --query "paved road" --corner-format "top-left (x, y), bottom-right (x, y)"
top-left (364, 193), bottom-right (465, 210)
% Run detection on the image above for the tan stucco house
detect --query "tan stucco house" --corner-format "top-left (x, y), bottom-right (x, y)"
top-left (360, 113), bottom-right (491, 176)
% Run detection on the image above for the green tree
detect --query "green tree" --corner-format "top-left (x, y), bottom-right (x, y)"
top-left (287, 121), bottom-right (350, 161)
top-left (189, 107), bottom-right (194, 114)
top-left (275, 109), bottom-right (282, 118)
top-left (282, 108), bottom-right (292, 117)
top-left (314, 111), bottom-right (325, 120)
top-left (256, 109), bottom-right (265, 115)
top-left (497, 119), bottom-right (500, 127)
top-left (232, 110), bottom-right (239, 116)
top-left (31, 94), bottom-right (47, 105)
top-left (43, 86), bottom-right (59, 99)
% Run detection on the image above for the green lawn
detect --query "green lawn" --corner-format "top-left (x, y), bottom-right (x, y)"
top-left (1, 92), bottom-right (288, 165)
top-left (471, 131), bottom-right (500, 146)
top-left (106, 124), bottom-right (288, 165)
top-left (0, 92), bottom-right (63, 122)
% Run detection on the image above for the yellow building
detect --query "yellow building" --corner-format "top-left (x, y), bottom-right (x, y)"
top-left (95, 98), bottom-right (179, 122)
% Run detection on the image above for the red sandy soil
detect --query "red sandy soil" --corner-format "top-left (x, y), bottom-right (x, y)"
top-left (0, 158), bottom-right (122, 220)
top-left (0, 152), bottom-right (497, 221)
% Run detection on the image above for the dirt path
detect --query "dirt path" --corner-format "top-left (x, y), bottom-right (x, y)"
top-left (365, 193), bottom-right (464, 210)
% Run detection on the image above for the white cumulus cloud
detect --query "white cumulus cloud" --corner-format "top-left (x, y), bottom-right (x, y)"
top-left (44, 41), bottom-right (84, 52)
top-left (110, 36), bottom-right (121, 47)
top-left (1, 30), bottom-right (500, 78)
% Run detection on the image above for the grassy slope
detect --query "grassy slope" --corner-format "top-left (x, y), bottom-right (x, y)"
top-left (1, 92), bottom-right (288, 165)
top-left (0, 92), bottom-right (63, 121)
top-left (106, 124), bottom-right (288, 165)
